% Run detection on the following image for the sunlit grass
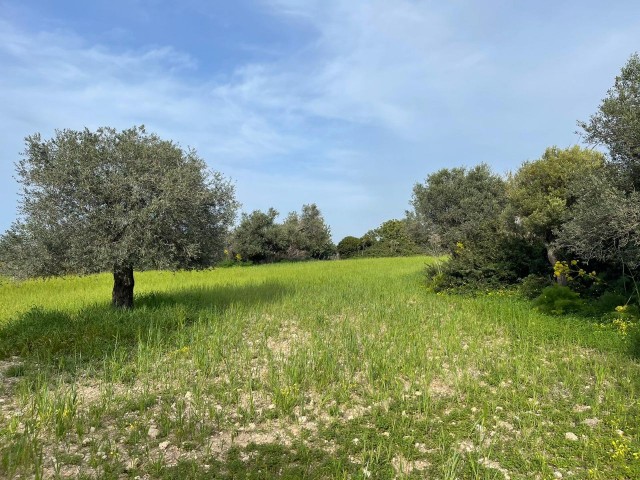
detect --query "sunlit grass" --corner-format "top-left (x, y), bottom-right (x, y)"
top-left (0, 257), bottom-right (639, 479)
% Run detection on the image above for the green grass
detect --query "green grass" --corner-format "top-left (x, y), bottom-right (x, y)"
top-left (0, 257), bottom-right (639, 479)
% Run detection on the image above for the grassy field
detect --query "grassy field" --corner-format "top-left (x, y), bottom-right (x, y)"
top-left (0, 257), bottom-right (639, 479)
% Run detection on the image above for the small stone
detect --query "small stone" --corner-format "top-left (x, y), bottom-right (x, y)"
top-left (565, 432), bottom-right (578, 441)
top-left (582, 418), bottom-right (600, 428)
top-left (159, 441), bottom-right (170, 450)
top-left (553, 471), bottom-right (563, 479)
top-left (148, 426), bottom-right (160, 439)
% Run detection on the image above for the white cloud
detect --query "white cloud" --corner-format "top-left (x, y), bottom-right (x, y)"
top-left (0, 20), bottom-right (299, 161)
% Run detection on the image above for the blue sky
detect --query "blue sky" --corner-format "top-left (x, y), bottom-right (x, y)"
top-left (1, 0), bottom-right (639, 241)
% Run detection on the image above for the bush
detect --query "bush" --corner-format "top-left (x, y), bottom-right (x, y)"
top-left (425, 256), bottom-right (513, 292)
top-left (423, 231), bottom-right (552, 293)
top-left (337, 236), bottom-right (361, 259)
top-left (519, 275), bottom-right (552, 299)
top-left (594, 291), bottom-right (628, 314)
top-left (533, 285), bottom-right (585, 315)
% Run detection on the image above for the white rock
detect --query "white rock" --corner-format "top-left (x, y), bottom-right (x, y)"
top-left (582, 418), bottom-right (600, 428)
top-left (159, 441), bottom-right (170, 450)
top-left (148, 426), bottom-right (160, 439)
top-left (553, 471), bottom-right (563, 479)
top-left (565, 432), bottom-right (578, 441)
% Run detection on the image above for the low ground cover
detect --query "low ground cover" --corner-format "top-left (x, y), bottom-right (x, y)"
top-left (0, 257), bottom-right (638, 479)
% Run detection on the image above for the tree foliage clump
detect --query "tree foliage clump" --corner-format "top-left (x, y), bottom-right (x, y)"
top-left (578, 52), bottom-right (640, 189)
top-left (230, 204), bottom-right (335, 264)
top-left (411, 164), bottom-right (507, 252)
top-left (336, 236), bottom-right (361, 258)
top-left (556, 175), bottom-right (640, 282)
top-left (507, 145), bottom-right (605, 279)
top-left (0, 126), bottom-right (239, 308)
top-left (337, 219), bottom-right (423, 259)
top-left (361, 220), bottom-right (422, 257)
top-left (555, 53), bottom-right (640, 300)
top-left (229, 208), bottom-right (285, 264)
top-left (410, 164), bottom-right (536, 290)
top-left (286, 204), bottom-right (336, 260)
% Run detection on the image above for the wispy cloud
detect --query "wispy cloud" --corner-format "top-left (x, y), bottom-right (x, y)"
top-left (0, 15), bottom-right (376, 237)
top-left (252, 0), bottom-right (488, 136)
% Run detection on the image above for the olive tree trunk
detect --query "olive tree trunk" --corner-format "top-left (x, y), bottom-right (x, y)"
top-left (546, 246), bottom-right (567, 286)
top-left (112, 264), bottom-right (134, 308)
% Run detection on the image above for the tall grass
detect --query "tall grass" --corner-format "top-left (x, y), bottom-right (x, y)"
top-left (0, 257), bottom-right (638, 479)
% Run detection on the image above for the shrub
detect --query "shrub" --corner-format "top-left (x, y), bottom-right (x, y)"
top-left (594, 292), bottom-right (628, 314)
top-left (519, 275), bottom-right (552, 299)
top-left (533, 285), bottom-right (585, 315)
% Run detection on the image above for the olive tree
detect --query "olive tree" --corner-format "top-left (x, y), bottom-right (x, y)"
top-left (578, 53), bottom-right (640, 189)
top-left (231, 208), bottom-right (286, 263)
top-left (1, 126), bottom-right (238, 308)
top-left (507, 146), bottom-right (604, 272)
top-left (555, 53), bottom-right (640, 294)
top-left (558, 175), bottom-right (640, 269)
top-left (410, 164), bottom-right (507, 250)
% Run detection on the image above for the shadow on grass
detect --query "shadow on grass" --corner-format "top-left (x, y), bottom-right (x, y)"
top-left (0, 281), bottom-right (290, 363)
top-left (157, 443), bottom-right (358, 480)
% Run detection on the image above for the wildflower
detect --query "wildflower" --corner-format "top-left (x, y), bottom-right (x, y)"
top-left (611, 439), bottom-right (630, 460)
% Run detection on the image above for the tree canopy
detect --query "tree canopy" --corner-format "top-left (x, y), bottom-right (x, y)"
top-left (231, 208), bottom-right (285, 264)
top-left (411, 164), bottom-right (507, 251)
top-left (230, 204), bottom-right (335, 263)
top-left (507, 146), bottom-right (604, 272)
top-left (578, 53), bottom-right (640, 189)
